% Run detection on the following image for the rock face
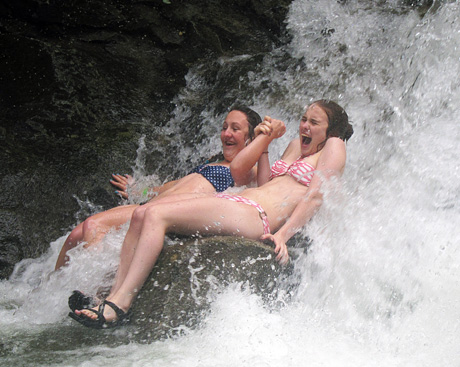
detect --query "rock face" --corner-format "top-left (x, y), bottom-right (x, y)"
top-left (129, 236), bottom-right (292, 341)
top-left (0, 0), bottom-right (293, 278)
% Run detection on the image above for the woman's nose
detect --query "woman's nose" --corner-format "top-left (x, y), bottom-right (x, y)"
top-left (301, 120), bottom-right (309, 131)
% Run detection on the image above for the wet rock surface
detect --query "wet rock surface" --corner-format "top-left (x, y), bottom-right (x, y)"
top-left (128, 236), bottom-right (293, 341)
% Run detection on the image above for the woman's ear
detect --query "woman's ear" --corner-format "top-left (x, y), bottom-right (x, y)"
top-left (245, 138), bottom-right (251, 146)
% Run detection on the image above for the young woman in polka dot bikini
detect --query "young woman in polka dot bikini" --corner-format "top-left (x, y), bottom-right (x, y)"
top-left (55, 106), bottom-right (265, 270)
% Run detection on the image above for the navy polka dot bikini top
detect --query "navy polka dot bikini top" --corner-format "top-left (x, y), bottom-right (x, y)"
top-left (188, 164), bottom-right (234, 192)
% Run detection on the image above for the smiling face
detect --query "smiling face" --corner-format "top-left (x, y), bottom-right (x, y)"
top-left (221, 110), bottom-right (250, 162)
top-left (299, 103), bottom-right (329, 157)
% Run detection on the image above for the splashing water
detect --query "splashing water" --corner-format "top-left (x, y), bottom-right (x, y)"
top-left (1, 1), bottom-right (460, 366)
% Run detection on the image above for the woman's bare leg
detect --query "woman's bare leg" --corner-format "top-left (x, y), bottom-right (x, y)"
top-left (77, 196), bottom-right (265, 321)
top-left (56, 194), bottom-right (209, 270)
top-left (54, 205), bottom-right (140, 270)
top-left (55, 223), bottom-right (84, 269)
top-left (107, 193), bottom-right (212, 295)
top-left (80, 204), bottom-right (140, 248)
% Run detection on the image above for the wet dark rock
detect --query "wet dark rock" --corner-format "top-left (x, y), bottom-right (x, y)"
top-left (0, 0), bottom-right (293, 278)
top-left (128, 236), bottom-right (293, 341)
top-left (1, 237), bottom-right (294, 349)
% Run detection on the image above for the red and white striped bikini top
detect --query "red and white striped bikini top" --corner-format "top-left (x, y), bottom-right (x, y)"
top-left (269, 157), bottom-right (315, 186)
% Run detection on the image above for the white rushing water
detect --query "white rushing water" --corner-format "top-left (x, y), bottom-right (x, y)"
top-left (1, 1), bottom-right (460, 366)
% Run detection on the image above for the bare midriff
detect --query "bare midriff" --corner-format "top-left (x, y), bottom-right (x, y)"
top-left (241, 175), bottom-right (309, 231)
top-left (159, 173), bottom-right (216, 197)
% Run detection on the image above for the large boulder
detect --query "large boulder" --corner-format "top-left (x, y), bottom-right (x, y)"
top-left (128, 236), bottom-right (293, 341)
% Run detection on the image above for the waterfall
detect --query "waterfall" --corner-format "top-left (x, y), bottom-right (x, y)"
top-left (1, 1), bottom-right (459, 366)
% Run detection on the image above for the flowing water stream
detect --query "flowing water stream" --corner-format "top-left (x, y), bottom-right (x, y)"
top-left (1, 1), bottom-right (459, 366)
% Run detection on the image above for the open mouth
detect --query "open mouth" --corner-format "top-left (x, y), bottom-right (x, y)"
top-left (302, 134), bottom-right (312, 145)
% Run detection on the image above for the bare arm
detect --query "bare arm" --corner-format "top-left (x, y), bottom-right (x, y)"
top-left (231, 117), bottom-right (286, 186)
top-left (255, 117), bottom-right (277, 186)
top-left (110, 174), bottom-right (179, 200)
top-left (263, 137), bottom-right (347, 263)
top-left (256, 150), bottom-right (270, 186)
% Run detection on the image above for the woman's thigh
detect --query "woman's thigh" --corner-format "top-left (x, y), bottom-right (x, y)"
top-left (149, 196), bottom-right (266, 239)
top-left (133, 193), bottom-right (210, 220)
top-left (144, 192), bottom-right (210, 207)
top-left (89, 204), bottom-right (140, 229)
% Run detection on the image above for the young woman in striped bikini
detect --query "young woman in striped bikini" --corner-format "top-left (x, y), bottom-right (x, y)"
top-left (70, 99), bottom-right (354, 328)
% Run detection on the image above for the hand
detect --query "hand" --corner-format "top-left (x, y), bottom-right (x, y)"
top-left (255, 116), bottom-right (286, 139)
top-left (260, 233), bottom-right (289, 265)
top-left (110, 174), bottom-right (133, 199)
top-left (254, 118), bottom-right (273, 137)
top-left (267, 117), bottom-right (286, 139)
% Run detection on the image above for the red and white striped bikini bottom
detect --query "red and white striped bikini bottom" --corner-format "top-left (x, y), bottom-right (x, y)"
top-left (215, 193), bottom-right (270, 235)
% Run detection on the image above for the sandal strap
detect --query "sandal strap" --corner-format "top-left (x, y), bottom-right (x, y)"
top-left (102, 300), bottom-right (127, 320)
top-left (93, 302), bottom-right (107, 324)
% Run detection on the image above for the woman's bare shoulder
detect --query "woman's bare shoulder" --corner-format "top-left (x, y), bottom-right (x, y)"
top-left (281, 138), bottom-right (301, 159)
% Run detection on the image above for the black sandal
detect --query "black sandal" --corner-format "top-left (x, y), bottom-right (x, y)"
top-left (68, 290), bottom-right (97, 312)
top-left (68, 300), bottom-right (129, 329)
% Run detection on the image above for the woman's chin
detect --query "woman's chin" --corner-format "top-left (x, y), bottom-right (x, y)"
top-left (223, 147), bottom-right (240, 161)
top-left (301, 145), bottom-right (312, 156)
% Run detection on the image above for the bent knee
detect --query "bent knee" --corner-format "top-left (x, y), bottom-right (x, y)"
top-left (68, 223), bottom-right (84, 241)
top-left (131, 205), bottom-right (148, 223)
top-left (82, 217), bottom-right (106, 236)
top-left (143, 203), bottom-right (173, 224)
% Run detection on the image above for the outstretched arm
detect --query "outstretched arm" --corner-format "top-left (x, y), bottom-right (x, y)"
top-left (262, 137), bottom-right (347, 263)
